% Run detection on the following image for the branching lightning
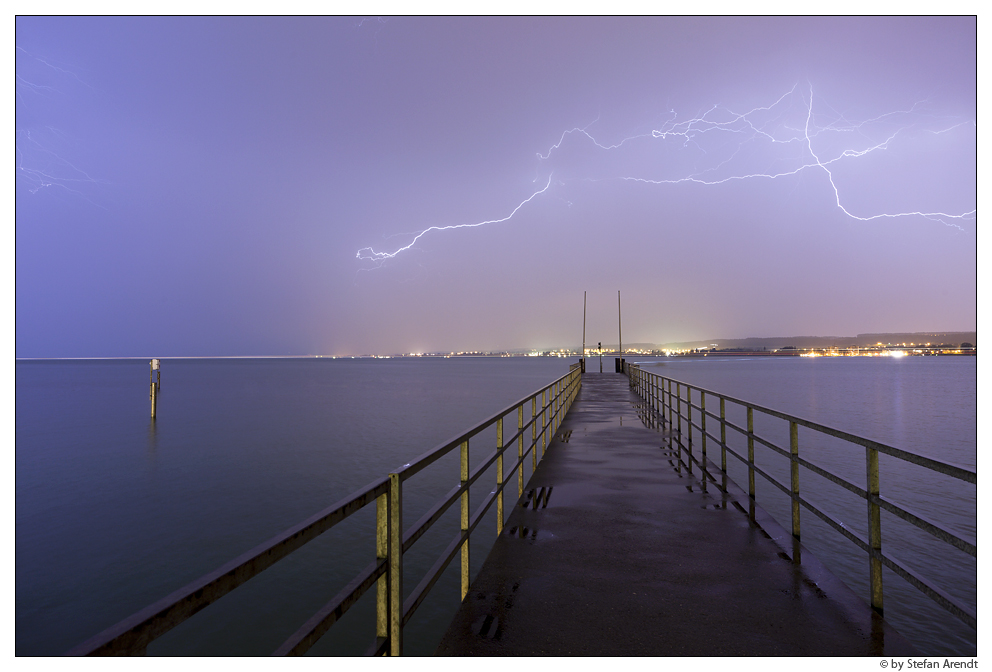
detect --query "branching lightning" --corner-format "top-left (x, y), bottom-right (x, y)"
top-left (17, 129), bottom-right (102, 198)
top-left (16, 46), bottom-right (108, 208)
top-left (356, 174), bottom-right (554, 266)
top-left (356, 83), bottom-right (975, 267)
top-left (606, 86), bottom-right (974, 229)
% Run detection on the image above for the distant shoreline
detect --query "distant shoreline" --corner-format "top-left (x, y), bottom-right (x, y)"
top-left (14, 330), bottom-right (977, 361)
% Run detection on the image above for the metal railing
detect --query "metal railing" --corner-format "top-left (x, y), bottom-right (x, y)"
top-left (626, 364), bottom-right (976, 630)
top-left (66, 363), bottom-right (583, 656)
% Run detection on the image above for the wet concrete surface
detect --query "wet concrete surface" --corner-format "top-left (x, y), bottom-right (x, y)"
top-left (436, 373), bottom-right (916, 656)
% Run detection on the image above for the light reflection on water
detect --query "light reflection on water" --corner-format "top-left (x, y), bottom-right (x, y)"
top-left (16, 356), bottom-right (975, 655)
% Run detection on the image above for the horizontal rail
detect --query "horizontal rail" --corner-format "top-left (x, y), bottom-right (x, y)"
top-left (402, 429), bottom-right (543, 555)
top-left (697, 425), bottom-right (869, 501)
top-left (403, 529), bottom-right (468, 627)
top-left (274, 558), bottom-right (386, 656)
top-left (874, 496), bottom-right (976, 557)
top-left (393, 375), bottom-right (571, 481)
top-left (695, 405), bottom-right (976, 554)
top-left (659, 371), bottom-right (973, 482)
top-left (880, 551), bottom-right (977, 630)
top-left (627, 364), bottom-right (975, 631)
top-left (66, 475), bottom-right (390, 655)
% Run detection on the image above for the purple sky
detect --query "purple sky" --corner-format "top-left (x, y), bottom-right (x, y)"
top-left (15, 17), bottom-right (976, 357)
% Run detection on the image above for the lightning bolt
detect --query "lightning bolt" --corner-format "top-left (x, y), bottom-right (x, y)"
top-left (585, 85), bottom-right (974, 229)
top-left (356, 174), bottom-right (554, 266)
top-left (16, 46), bottom-right (106, 207)
top-left (802, 88), bottom-right (973, 229)
top-left (356, 83), bottom-right (974, 267)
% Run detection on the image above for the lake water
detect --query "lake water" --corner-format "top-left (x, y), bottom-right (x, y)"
top-left (15, 356), bottom-right (976, 656)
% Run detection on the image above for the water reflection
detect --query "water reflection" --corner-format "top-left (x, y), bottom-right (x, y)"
top-left (147, 418), bottom-right (158, 457)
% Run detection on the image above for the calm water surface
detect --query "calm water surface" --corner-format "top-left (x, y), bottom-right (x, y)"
top-left (16, 356), bottom-right (976, 655)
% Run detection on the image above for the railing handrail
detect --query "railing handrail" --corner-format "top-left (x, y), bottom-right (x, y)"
top-left (64, 475), bottom-right (391, 655)
top-left (630, 366), bottom-right (974, 482)
top-left (625, 364), bottom-right (976, 631)
top-left (67, 364), bottom-right (583, 656)
top-left (395, 367), bottom-right (579, 481)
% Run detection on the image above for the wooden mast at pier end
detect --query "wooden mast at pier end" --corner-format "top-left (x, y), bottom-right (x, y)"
top-left (582, 291), bottom-right (587, 373)
top-left (617, 291), bottom-right (624, 373)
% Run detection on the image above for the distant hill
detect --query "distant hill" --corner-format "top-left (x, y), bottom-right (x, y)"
top-left (654, 332), bottom-right (976, 351)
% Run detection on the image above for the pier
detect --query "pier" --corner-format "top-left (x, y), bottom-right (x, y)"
top-left (67, 363), bottom-right (974, 656)
top-left (436, 373), bottom-right (912, 655)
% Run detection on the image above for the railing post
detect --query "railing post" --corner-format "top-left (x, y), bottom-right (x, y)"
top-left (867, 446), bottom-right (883, 615)
top-left (667, 379), bottom-right (673, 451)
top-left (700, 391), bottom-right (707, 475)
top-left (531, 396), bottom-right (538, 471)
top-left (661, 376), bottom-right (666, 425)
top-left (720, 397), bottom-right (727, 473)
top-left (496, 417), bottom-right (504, 534)
top-left (388, 472), bottom-right (403, 656)
top-left (658, 375), bottom-right (662, 421)
top-left (747, 407), bottom-right (755, 520)
top-left (654, 374), bottom-right (660, 421)
top-left (550, 382), bottom-right (555, 436)
top-left (676, 383), bottom-right (682, 472)
top-left (517, 405), bottom-right (524, 498)
top-left (550, 383), bottom-right (556, 436)
top-left (790, 422), bottom-right (800, 540)
top-left (686, 387), bottom-right (693, 474)
top-left (376, 491), bottom-right (388, 653)
top-left (542, 390), bottom-right (548, 458)
top-left (460, 440), bottom-right (470, 601)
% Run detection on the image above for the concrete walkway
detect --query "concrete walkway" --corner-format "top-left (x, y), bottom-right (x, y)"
top-left (436, 373), bottom-right (916, 656)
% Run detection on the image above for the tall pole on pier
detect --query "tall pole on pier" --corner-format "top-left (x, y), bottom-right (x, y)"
top-left (618, 290), bottom-right (622, 357)
top-left (582, 291), bottom-right (587, 373)
top-left (617, 290), bottom-right (623, 373)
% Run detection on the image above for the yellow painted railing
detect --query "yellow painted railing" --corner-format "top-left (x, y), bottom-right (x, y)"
top-left (67, 363), bottom-right (582, 656)
top-left (626, 363), bottom-right (975, 630)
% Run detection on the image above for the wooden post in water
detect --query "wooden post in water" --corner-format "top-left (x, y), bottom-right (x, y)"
top-left (149, 359), bottom-right (161, 418)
